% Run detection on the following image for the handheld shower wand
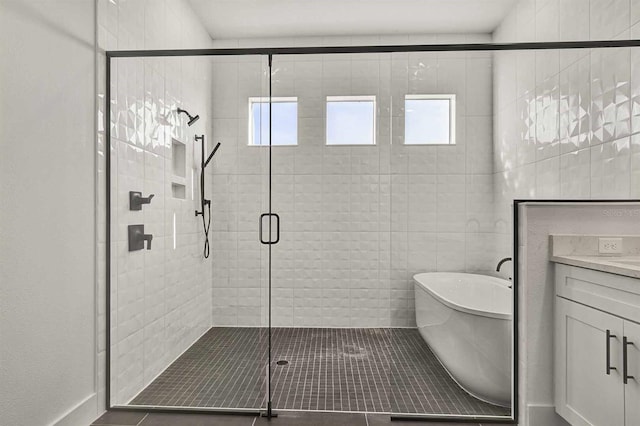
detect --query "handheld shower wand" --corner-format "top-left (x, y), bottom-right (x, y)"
top-left (194, 134), bottom-right (221, 258)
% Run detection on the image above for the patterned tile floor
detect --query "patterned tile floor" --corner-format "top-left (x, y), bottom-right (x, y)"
top-left (130, 328), bottom-right (510, 417)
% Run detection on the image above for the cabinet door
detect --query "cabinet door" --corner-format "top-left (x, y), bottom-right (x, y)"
top-left (555, 297), bottom-right (624, 426)
top-left (624, 320), bottom-right (640, 426)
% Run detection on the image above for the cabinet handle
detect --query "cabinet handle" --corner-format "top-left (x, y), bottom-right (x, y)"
top-left (623, 336), bottom-right (635, 384)
top-left (606, 329), bottom-right (617, 375)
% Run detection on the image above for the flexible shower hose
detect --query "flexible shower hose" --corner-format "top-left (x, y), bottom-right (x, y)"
top-left (200, 168), bottom-right (211, 258)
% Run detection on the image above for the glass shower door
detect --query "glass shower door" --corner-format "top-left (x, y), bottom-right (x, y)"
top-left (266, 51), bottom-right (392, 414)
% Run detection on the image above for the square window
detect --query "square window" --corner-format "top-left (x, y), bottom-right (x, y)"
top-left (326, 96), bottom-right (376, 145)
top-left (249, 97), bottom-right (298, 146)
top-left (404, 95), bottom-right (455, 145)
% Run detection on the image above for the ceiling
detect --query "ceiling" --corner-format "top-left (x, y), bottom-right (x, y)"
top-left (188, 0), bottom-right (518, 40)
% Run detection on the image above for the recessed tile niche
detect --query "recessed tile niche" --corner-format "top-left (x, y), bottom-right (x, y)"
top-left (171, 182), bottom-right (186, 199)
top-left (171, 139), bottom-right (186, 199)
top-left (172, 139), bottom-right (186, 177)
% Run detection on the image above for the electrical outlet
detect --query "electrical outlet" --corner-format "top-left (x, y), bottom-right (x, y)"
top-left (599, 238), bottom-right (623, 254)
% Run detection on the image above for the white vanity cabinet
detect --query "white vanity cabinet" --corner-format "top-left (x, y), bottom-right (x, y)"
top-left (554, 264), bottom-right (640, 426)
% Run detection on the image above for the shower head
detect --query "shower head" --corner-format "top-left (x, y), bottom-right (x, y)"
top-left (188, 114), bottom-right (200, 126)
top-left (176, 108), bottom-right (200, 126)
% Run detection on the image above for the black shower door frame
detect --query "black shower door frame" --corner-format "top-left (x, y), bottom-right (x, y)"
top-left (104, 39), bottom-right (640, 423)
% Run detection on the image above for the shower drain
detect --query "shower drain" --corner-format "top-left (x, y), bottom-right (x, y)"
top-left (342, 344), bottom-right (368, 358)
top-left (276, 360), bottom-right (289, 366)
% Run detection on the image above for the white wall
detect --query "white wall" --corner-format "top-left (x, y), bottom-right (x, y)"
top-left (208, 34), bottom-right (497, 328)
top-left (0, 1), bottom-right (98, 425)
top-left (96, 0), bottom-right (214, 407)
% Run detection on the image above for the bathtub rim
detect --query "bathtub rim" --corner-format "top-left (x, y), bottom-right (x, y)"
top-left (413, 272), bottom-right (512, 320)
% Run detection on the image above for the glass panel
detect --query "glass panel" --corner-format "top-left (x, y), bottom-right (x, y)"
top-left (389, 49), bottom-right (512, 419)
top-left (209, 54), bottom-right (271, 411)
top-left (108, 54), bottom-right (271, 411)
top-left (268, 52), bottom-right (392, 413)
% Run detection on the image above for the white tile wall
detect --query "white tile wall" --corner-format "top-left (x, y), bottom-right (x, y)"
top-left (110, 56), bottom-right (213, 405)
top-left (493, 0), bottom-right (640, 252)
top-left (97, 0), bottom-right (213, 408)
top-left (209, 35), bottom-right (496, 328)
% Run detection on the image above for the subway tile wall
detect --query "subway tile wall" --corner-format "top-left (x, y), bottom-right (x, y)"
top-left (208, 35), bottom-right (498, 328)
top-left (97, 0), bottom-right (213, 408)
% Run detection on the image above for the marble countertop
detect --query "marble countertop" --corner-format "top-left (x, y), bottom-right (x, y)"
top-left (549, 254), bottom-right (640, 279)
top-left (549, 234), bottom-right (640, 279)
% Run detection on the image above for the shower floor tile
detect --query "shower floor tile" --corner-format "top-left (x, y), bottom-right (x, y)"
top-left (129, 327), bottom-right (509, 417)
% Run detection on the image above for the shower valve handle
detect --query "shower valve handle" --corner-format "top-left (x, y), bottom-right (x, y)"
top-left (128, 225), bottom-right (153, 251)
top-left (142, 234), bottom-right (152, 250)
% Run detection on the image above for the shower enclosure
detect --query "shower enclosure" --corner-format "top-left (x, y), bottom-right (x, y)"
top-left (105, 40), bottom-right (640, 422)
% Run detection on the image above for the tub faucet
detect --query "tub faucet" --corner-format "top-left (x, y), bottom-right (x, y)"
top-left (496, 257), bottom-right (512, 272)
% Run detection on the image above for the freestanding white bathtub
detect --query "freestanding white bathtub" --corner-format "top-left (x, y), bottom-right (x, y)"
top-left (413, 272), bottom-right (512, 407)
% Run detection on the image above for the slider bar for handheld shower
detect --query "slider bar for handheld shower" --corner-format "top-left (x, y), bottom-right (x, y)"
top-left (194, 134), bottom-right (221, 259)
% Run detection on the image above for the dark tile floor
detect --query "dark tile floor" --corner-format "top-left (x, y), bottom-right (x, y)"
top-left (129, 328), bottom-right (510, 416)
top-left (91, 410), bottom-right (511, 426)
